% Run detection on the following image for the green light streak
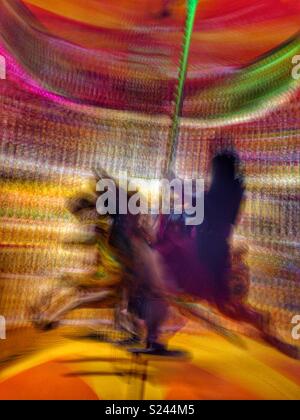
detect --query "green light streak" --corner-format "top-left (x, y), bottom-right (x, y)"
top-left (167, 0), bottom-right (199, 172)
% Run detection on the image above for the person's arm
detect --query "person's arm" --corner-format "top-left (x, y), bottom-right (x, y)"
top-left (231, 181), bottom-right (245, 226)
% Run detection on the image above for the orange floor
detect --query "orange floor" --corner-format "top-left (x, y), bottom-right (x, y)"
top-left (0, 325), bottom-right (300, 400)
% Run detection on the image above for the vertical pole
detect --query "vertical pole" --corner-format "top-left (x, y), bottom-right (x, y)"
top-left (167, 0), bottom-right (199, 173)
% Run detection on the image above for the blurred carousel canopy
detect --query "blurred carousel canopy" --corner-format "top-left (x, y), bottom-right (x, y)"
top-left (0, 0), bottom-right (299, 344)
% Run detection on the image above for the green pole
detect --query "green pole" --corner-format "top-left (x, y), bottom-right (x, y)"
top-left (167, 0), bottom-right (199, 173)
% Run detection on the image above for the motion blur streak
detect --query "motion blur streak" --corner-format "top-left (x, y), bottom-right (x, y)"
top-left (0, 0), bottom-right (299, 400)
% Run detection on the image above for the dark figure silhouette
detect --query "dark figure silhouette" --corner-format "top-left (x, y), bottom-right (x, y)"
top-left (194, 151), bottom-right (270, 334)
top-left (197, 151), bottom-right (245, 308)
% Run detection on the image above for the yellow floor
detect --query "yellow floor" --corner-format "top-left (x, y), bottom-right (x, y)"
top-left (0, 326), bottom-right (300, 400)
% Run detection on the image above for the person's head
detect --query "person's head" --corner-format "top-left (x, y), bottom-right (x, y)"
top-left (211, 150), bottom-right (240, 184)
top-left (67, 194), bottom-right (98, 225)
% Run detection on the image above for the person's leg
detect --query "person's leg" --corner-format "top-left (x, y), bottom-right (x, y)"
top-left (50, 289), bottom-right (113, 320)
top-left (234, 304), bottom-right (268, 329)
top-left (144, 296), bottom-right (169, 349)
top-left (33, 289), bottom-right (112, 329)
top-left (114, 298), bottom-right (143, 345)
